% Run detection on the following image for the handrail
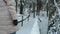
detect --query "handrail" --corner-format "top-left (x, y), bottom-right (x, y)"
top-left (18, 14), bottom-right (30, 23)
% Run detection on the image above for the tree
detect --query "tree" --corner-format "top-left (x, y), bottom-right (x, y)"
top-left (37, 0), bottom-right (43, 15)
top-left (20, 0), bottom-right (24, 14)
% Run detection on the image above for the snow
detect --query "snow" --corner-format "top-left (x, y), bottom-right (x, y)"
top-left (16, 9), bottom-right (49, 34)
top-left (39, 17), bottom-right (48, 34)
top-left (16, 13), bottom-right (40, 34)
top-left (30, 18), bottom-right (40, 34)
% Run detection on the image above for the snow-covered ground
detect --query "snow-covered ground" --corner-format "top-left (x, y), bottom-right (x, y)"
top-left (39, 17), bottom-right (48, 34)
top-left (16, 10), bottom-right (48, 34)
top-left (38, 11), bottom-right (48, 34)
top-left (16, 13), bottom-right (40, 34)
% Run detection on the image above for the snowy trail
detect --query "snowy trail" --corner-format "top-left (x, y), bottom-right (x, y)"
top-left (30, 17), bottom-right (40, 34)
top-left (16, 13), bottom-right (40, 34)
top-left (39, 17), bottom-right (48, 34)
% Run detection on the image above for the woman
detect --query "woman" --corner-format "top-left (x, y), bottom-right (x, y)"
top-left (0, 0), bottom-right (18, 34)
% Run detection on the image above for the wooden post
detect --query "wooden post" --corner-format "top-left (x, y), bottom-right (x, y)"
top-left (21, 16), bottom-right (23, 26)
top-left (28, 13), bottom-right (30, 21)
